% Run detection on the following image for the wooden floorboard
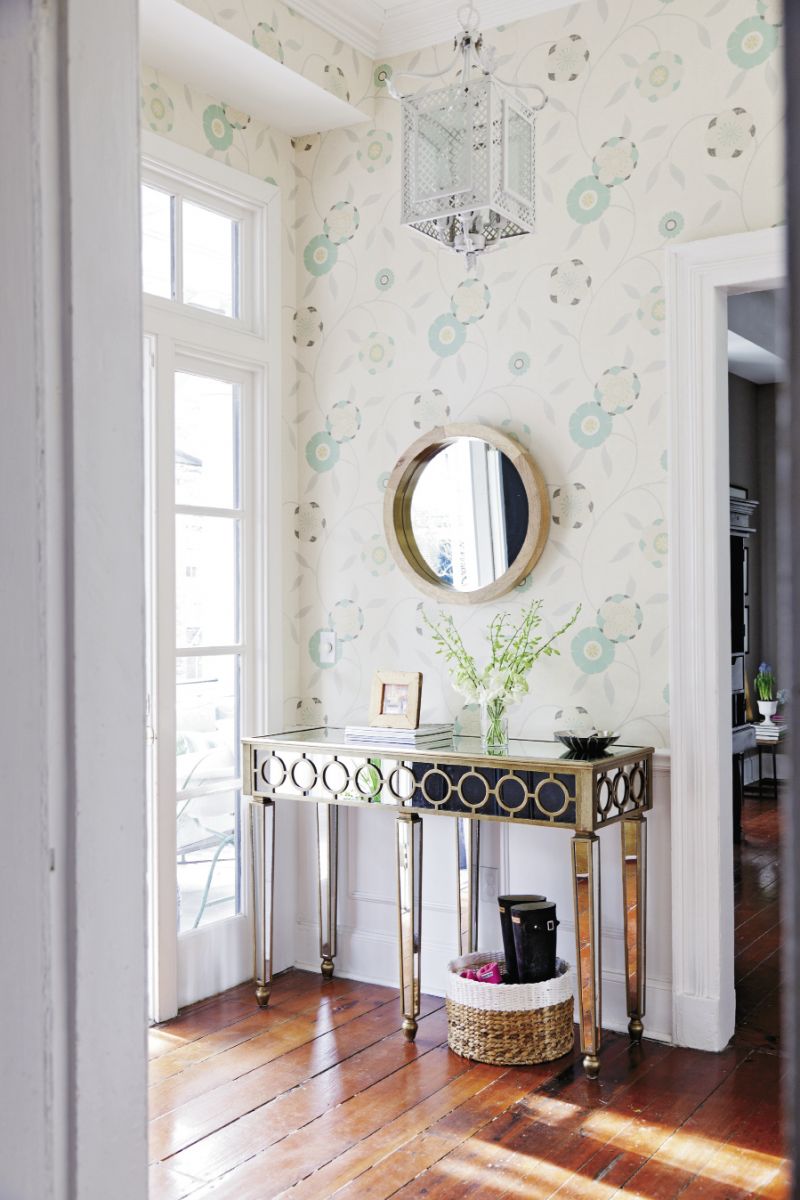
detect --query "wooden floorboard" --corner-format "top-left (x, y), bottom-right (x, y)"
top-left (149, 795), bottom-right (788, 1199)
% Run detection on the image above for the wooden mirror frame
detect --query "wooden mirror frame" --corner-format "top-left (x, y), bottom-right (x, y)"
top-left (383, 423), bottom-right (550, 605)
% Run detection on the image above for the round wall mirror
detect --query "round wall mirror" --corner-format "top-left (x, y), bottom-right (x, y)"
top-left (384, 423), bottom-right (550, 604)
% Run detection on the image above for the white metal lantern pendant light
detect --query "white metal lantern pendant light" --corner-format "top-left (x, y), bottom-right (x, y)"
top-left (389, 3), bottom-right (548, 271)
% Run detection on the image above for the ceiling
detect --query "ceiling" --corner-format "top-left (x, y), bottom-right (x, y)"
top-left (288, 0), bottom-right (583, 59)
top-left (727, 291), bottom-right (785, 386)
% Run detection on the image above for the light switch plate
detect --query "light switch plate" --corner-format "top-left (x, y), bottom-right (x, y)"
top-left (479, 865), bottom-right (498, 902)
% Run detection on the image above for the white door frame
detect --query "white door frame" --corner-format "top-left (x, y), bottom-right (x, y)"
top-left (666, 226), bottom-right (784, 1051)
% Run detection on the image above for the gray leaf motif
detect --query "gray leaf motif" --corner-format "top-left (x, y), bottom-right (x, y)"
top-left (697, 25), bottom-right (711, 49)
top-left (727, 70), bottom-right (746, 99)
top-left (701, 200), bottom-right (722, 225)
top-left (606, 81), bottom-right (630, 107)
top-left (707, 174), bottom-right (734, 192)
top-left (604, 675), bottom-right (615, 705)
top-left (669, 163), bottom-right (685, 189)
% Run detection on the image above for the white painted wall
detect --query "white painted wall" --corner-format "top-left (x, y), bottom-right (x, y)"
top-left (0, 0), bottom-right (147, 1195)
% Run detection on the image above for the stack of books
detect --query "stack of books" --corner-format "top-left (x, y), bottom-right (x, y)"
top-left (344, 723), bottom-right (454, 749)
top-left (755, 720), bottom-right (787, 744)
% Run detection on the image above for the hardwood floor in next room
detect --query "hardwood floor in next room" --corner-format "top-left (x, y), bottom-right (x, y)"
top-left (149, 798), bottom-right (786, 1199)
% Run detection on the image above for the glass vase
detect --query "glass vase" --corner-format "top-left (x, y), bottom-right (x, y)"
top-left (480, 697), bottom-right (509, 755)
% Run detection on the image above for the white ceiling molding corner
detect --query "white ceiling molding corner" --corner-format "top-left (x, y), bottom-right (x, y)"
top-left (288, 0), bottom-right (583, 60)
top-left (139, 0), bottom-right (369, 136)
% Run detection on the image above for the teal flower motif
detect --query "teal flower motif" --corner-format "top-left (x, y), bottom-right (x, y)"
top-left (451, 278), bottom-right (490, 324)
top-left (328, 599), bottom-right (364, 642)
top-left (592, 137), bottom-right (638, 187)
top-left (309, 628), bottom-right (342, 669)
top-left (597, 594), bottom-right (643, 643)
top-left (635, 51), bottom-right (684, 101)
top-left (594, 366), bottom-right (640, 415)
top-left (572, 627), bottom-right (615, 674)
top-left (324, 200), bottom-right (359, 245)
top-left (377, 470), bottom-right (390, 491)
top-left (325, 399), bottom-right (361, 443)
top-left (375, 267), bottom-right (394, 291)
top-left (141, 83), bottom-right (174, 133)
top-left (357, 129), bottom-right (393, 172)
top-left (566, 176), bottom-right (610, 224)
top-left (640, 518), bottom-right (668, 567)
top-left (659, 211), bottom-right (684, 239)
top-left (305, 431), bottom-right (340, 473)
top-left (361, 534), bottom-right (393, 577)
top-left (359, 331), bottom-right (395, 373)
top-left (569, 402), bottom-right (612, 448)
top-left (374, 63), bottom-right (393, 88)
top-left (203, 105), bottom-right (233, 151)
top-left (251, 21), bottom-right (284, 62)
top-left (429, 314), bottom-right (466, 357)
top-left (727, 17), bottom-right (778, 68)
top-left (303, 234), bottom-right (338, 276)
top-left (509, 351), bottom-right (530, 375)
top-left (637, 285), bottom-right (666, 335)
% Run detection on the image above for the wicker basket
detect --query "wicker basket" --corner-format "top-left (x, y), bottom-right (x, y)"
top-left (445, 951), bottom-right (575, 1066)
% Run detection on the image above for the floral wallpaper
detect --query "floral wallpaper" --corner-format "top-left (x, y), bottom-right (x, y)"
top-left (290, 0), bottom-right (783, 748)
top-left (143, 0), bottom-right (784, 750)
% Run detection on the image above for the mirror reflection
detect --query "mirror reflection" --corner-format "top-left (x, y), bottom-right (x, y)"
top-left (409, 438), bottom-right (529, 592)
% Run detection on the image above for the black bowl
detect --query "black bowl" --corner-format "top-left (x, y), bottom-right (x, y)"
top-left (554, 730), bottom-right (620, 758)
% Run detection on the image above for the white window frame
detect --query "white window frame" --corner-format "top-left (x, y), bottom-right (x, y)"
top-left (142, 131), bottom-right (283, 1022)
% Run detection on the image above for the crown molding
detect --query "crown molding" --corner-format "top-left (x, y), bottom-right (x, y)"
top-left (289, 0), bottom-right (580, 61)
top-left (288, 0), bottom-right (385, 59)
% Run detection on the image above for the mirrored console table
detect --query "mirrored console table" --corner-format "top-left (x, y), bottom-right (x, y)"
top-left (242, 727), bottom-right (654, 1078)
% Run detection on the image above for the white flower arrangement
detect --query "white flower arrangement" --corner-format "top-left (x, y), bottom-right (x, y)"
top-left (423, 600), bottom-right (581, 749)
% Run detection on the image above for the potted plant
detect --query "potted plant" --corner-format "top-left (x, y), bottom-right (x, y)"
top-left (755, 663), bottom-right (778, 726)
top-left (423, 600), bottom-right (580, 754)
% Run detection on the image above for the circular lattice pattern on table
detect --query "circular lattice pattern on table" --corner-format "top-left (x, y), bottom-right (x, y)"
top-left (456, 770), bottom-right (491, 811)
top-left (496, 773), bottom-right (529, 814)
top-left (355, 762), bottom-right (384, 798)
top-left (534, 777), bottom-right (571, 819)
top-left (630, 764), bottom-right (646, 803)
top-left (388, 764), bottom-right (417, 801)
top-left (596, 774), bottom-right (614, 819)
top-left (420, 767), bottom-right (452, 806)
top-left (613, 770), bottom-right (630, 809)
top-left (262, 754), bottom-right (287, 789)
top-left (322, 758), bottom-right (349, 795)
top-left (290, 756), bottom-right (318, 792)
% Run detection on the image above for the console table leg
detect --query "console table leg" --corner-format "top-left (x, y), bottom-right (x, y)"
top-left (571, 833), bottom-right (602, 1078)
top-left (250, 799), bottom-right (275, 1007)
top-left (621, 815), bottom-right (646, 1043)
top-left (397, 812), bottom-right (422, 1042)
top-left (317, 803), bottom-right (339, 980)
top-left (456, 817), bottom-right (480, 956)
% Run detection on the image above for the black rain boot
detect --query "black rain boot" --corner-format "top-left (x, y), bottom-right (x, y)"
top-left (511, 900), bottom-right (559, 984)
top-left (497, 894), bottom-right (545, 983)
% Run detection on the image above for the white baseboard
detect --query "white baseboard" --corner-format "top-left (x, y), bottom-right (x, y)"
top-left (295, 919), bottom-right (674, 1045)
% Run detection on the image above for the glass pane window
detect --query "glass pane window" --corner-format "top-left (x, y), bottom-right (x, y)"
top-left (141, 184), bottom-right (173, 299)
top-left (175, 515), bottom-right (239, 648)
top-left (176, 655), bottom-right (241, 931)
top-left (175, 372), bottom-right (240, 509)
top-left (182, 199), bottom-right (239, 317)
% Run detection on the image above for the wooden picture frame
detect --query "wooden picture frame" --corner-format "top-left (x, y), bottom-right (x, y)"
top-left (369, 670), bottom-right (422, 729)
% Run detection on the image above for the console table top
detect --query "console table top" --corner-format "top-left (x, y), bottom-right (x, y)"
top-left (244, 725), bottom-right (653, 770)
